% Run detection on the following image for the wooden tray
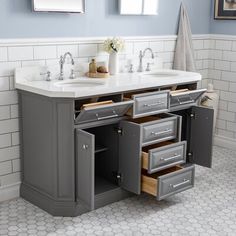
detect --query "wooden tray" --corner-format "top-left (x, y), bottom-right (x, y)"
top-left (86, 72), bottom-right (110, 79)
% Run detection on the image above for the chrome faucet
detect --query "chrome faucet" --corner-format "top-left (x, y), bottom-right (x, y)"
top-left (59, 52), bottom-right (75, 80)
top-left (137, 48), bottom-right (155, 72)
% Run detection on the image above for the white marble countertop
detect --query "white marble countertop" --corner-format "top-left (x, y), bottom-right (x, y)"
top-left (15, 67), bottom-right (201, 98)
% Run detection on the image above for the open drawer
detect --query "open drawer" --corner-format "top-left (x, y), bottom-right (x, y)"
top-left (130, 113), bottom-right (182, 146)
top-left (170, 89), bottom-right (206, 110)
top-left (75, 100), bottom-right (134, 124)
top-left (141, 165), bottom-right (195, 201)
top-left (142, 141), bottom-right (187, 174)
top-left (124, 90), bottom-right (170, 118)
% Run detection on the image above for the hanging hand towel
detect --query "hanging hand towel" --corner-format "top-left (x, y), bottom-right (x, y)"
top-left (173, 3), bottom-right (196, 72)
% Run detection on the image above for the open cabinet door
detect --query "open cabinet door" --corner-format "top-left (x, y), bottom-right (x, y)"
top-left (118, 121), bottom-right (142, 194)
top-left (75, 129), bottom-right (95, 210)
top-left (189, 106), bottom-right (214, 168)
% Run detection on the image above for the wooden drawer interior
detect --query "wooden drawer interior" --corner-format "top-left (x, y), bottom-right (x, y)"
top-left (75, 94), bottom-right (123, 113)
top-left (123, 89), bottom-right (158, 100)
top-left (141, 166), bottom-right (183, 196)
top-left (142, 141), bottom-right (174, 170)
top-left (170, 89), bottom-right (190, 96)
top-left (129, 114), bottom-right (173, 125)
top-left (160, 83), bottom-right (198, 92)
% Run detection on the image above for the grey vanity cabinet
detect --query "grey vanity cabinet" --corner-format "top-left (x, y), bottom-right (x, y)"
top-left (19, 83), bottom-right (214, 217)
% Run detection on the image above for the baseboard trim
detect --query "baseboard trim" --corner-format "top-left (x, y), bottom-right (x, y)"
top-left (214, 135), bottom-right (236, 151)
top-left (20, 183), bottom-right (88, 217)
top-left (0, 182), bottom-right (21, 202)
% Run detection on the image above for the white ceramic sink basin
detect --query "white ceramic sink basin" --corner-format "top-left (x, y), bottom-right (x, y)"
top-left (55, 79), bottom-right (106, 88)
top-left (141, 71), bottom-right (179, 78)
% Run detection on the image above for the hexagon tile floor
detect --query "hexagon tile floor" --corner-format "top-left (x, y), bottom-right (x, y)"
top-left (1, 146), bottom-right (236, 236)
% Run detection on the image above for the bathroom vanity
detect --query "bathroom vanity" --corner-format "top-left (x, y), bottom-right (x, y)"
top-left (15, 68), bottom-right (213, 216)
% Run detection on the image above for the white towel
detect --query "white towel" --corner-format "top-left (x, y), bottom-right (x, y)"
top-left (173, 3), bottom-right (196, 72)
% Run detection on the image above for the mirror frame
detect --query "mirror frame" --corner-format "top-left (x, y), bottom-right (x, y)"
top-left (119, 0), bottom-right (158, 15)
top-left (32, 0), bottom-right (85, 13)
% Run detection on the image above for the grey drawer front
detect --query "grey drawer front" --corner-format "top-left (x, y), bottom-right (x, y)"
top-left (75, 100), bottom-right (133, 124)
top-left (157, 165), bottom-right (195, 200)
top-left (170, 89), bottom-right (206, 108)
top-left (148, 141), bottom-right (187, 174)
top-left (142, 117), bottom-right (178, 145)
top-left (133, 91), bottom-right (170, 118)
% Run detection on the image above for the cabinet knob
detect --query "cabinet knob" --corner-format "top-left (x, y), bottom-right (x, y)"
top-left (82, 144), bottom-right (89, 150)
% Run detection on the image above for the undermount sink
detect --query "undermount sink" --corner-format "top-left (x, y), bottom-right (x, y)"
top-left (141, 71), bottom-right (179, 78)
top-left (55, 79), bottom-right (106, 88)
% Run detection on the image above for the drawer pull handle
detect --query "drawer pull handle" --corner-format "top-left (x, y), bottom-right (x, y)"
top-left (144, 102), bottom-right (165, 107)
top-left (177, 96), bottom-right (194, 105)
top-left (161, 154), bottom-right (181, 162)
top-left (95, 111), bottom-right (119, 120)
top-left (171, 179), bottom-right (190, 189)
top-left (151, 129), bottom-right (172, 136)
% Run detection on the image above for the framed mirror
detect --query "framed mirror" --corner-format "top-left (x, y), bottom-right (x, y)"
top-left (32, 0), bottom-right (85, 13)
top-left (119, 0), bottom-right (159, 15)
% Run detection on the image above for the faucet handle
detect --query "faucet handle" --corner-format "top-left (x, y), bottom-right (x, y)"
top-left (70, 69), bottom-right (76, 79)
top-left (40, 71), bottom-right (51, 81)
top-left (146, 62), bottom-right (154, 72)
top-left (139, 50), bottom-right (143, 57)
top-left (126, 64), bottom-right (134, 73)
top-left (129, 64), bottom-right (134, 73)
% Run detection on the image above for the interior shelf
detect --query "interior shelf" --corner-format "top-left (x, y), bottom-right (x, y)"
top-left (95, 144), bottom-right (108, 154)
top-left (95, 176), bottom-right (118, 195)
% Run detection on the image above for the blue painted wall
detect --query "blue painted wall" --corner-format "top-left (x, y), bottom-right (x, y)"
top-left (0, 0), bottom-right (211, 38)
top-left (210, 0), bottom-right (236, 35)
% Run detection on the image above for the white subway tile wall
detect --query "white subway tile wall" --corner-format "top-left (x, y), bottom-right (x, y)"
top-left (34, 46), bottom-right (57, 60)
top-left (0, 35), bottom-right (235, 197)
top-left (208, 38), bottom-right (236, 140)
top-left (0, 47), bottom-right (8, 62)
top-left (8, 46), bottom-right (34, 61)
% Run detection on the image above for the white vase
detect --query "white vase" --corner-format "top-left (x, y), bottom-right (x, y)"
top-left (109, 52), bottom-right (119, 75)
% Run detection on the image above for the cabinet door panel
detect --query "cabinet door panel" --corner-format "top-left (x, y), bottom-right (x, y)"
top-left (119, 121), bottom-right (141, 194)
top-left (75, 129), bottom-right (95, 210)
top-left (189, 106), bottom-right (214, 168)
